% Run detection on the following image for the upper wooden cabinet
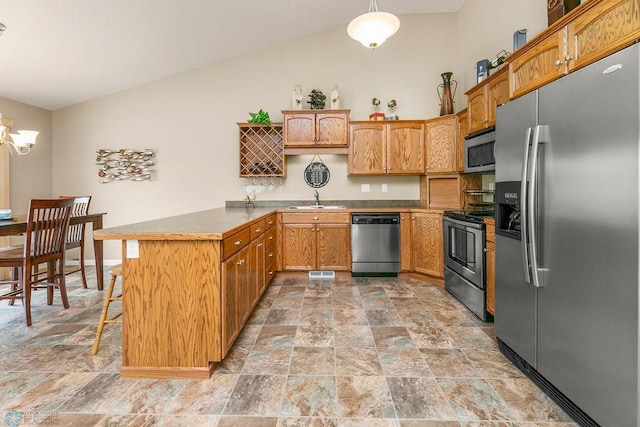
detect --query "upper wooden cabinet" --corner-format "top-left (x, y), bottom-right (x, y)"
top-left (424, 115), bottom-right (457, 174)
top-left (509, 28), bottom-right (568, 99)
top-left (282, 110), bottom-right (349, 149)
top-left (466, 67), bottom-right (509, 134)
top-left (455, 109), bottom-right (468, 173)
top-left (348, 120), bottom-right (425, 175)
top-left (508, 0), bottom-right (640, 99)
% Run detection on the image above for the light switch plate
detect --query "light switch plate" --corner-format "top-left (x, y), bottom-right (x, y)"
top-left (362, 184), bottom-right (370, 192)
top-left (126, 240), bottom-right (139, 259)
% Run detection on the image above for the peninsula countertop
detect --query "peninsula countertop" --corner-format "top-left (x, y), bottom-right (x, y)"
top-left (93, 207), bottom-right (276, 241)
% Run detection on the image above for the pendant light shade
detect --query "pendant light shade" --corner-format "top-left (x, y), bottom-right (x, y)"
top-left (347, 0), bottom-right (400, 49)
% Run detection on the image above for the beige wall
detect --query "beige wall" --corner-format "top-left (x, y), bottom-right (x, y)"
top-left (0, 96), bottom-right (53, 211)
top-left (51, 2), bottom-right (547, 261)
top-left (455, 0), bottom-right (547, 104)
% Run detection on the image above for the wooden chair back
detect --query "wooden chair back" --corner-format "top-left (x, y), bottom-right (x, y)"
top-left (26, 198), bottom-right (75, 264)
top-left (60, 196), bottom-right (91, 250)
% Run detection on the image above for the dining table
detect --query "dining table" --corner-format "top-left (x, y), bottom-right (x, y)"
top-left (0, 212), bottom-right (107, 290)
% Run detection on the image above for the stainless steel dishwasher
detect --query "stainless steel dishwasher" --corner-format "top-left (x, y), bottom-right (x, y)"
top-left (351, 213), bottom-right (400, 274)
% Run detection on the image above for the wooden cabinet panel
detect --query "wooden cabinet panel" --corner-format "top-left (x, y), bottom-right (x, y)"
top-left (420, 174), bottom-right (482, 209)
top-left (400, 211), bottom-right (412, 272)
top-left (317, 113), bottom-right (349, 146)
top-left (487, 70), bottom-right (510, 126)
top-left (567, 0), bottom-right (640, 72)
top-left (250, 219), bottom-right (266, 241)
top-left (456, 109), bottom-right (468, 173)
top-left (281, 213), bottom-right (350, 271)
top-left (466, 67), bottom-right (509, 135)
top-left (282, 224), bottom-right (315, 270)
top-left (316, 224), bottom-right (351, 271)
top-left (222, 245), bottom-right (249, 354)
top-left (348, 120), bottom-right (424, 175)
top-left (386, 121), bottom-right (425, 174)
top-left (283, 114), bottom-right (315, 147)
top-left (485, 222), bottom-right (495, 316)
top-left (348, 122), bottom-right (386, 175)
top-left (466, 84), bottom-right (487, 135)
top-left (411, 212), bottom-right (443, 278)
top-left (510, 28), bottom-right (568, 99)
top-left (249, 235), bottom-right (265, 313)
top-left (283, 110), bottom-right (349, 148)
top-left (425, 115), bottom-right (457, 174)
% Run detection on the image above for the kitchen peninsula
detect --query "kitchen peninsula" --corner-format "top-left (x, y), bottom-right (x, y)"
top-left (94, 203), bottom-right (444, 379)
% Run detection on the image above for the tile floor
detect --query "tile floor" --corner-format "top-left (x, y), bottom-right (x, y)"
top-left (0, 268), bottom-right (578, 426)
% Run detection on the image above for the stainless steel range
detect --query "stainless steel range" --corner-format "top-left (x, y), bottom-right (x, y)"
top-left (443, 210), bottom-right (494, 321)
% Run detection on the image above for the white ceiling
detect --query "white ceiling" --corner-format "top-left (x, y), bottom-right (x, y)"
top-left (0, 0), bottom-right (466, 111)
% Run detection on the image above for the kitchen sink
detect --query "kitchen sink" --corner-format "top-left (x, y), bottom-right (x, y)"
top-left (288, 205), bottom-right (347, 210)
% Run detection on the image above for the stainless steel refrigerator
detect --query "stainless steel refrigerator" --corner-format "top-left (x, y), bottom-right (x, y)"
top-left (495, 43), bottom-right (639, 426)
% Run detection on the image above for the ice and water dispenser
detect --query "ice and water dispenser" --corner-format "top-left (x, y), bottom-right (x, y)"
top-left (496, 181), bottom-right (521, 239)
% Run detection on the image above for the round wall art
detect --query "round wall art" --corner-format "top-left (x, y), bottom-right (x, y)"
top-left (304, 160), bottom-right (330, 188)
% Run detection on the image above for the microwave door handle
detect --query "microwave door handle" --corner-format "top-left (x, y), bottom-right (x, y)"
top-left (528, 125), bottom-right (548, 288)
top-left (520, 127), bottom-right (533, 284)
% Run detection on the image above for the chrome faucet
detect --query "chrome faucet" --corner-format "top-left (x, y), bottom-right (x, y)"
top-left (314, 190), bottom-right (320, 206)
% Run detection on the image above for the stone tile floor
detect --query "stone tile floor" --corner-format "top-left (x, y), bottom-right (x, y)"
top-left (0, 267), bottom-right (578, 426)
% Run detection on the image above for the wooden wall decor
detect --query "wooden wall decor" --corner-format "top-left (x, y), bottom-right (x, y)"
top-left (96, 149), bottom-right (156, 183)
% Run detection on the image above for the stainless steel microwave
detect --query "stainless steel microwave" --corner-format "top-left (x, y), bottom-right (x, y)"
top-left (464, 127), bottom-right (495, 173)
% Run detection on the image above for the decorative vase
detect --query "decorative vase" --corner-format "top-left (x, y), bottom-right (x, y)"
top-left (437, 72), bottom-right (457, 116)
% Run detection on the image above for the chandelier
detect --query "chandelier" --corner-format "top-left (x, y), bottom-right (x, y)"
top-left (347, 0), bottom-right (400, 49)
top-left (0, 115), bottom-right (39, 156)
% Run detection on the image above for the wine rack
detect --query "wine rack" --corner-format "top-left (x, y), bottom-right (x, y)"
top-left (238, 123), bottom-right (286, 177)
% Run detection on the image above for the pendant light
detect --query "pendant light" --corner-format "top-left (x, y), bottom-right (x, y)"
top-left (347, 0), bottom-right (400, 49)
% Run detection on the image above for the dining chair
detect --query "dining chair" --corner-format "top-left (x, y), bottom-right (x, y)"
top-left (0, 198), bottom-right (74, 326)
top-left (59, 196), bottom-right (92, 288)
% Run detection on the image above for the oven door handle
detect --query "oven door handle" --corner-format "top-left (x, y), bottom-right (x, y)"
top-left (442, 216), bottom-right (484, 230)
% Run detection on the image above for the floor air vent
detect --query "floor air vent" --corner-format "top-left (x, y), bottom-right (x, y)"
top-left (309, 271), bottom-right (335, 279)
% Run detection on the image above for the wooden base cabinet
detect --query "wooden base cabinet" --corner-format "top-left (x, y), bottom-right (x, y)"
top-left (410, 211), bottom-right (444, 279)
top-left (281, 212), bottom-right (351, 271)
top-left (485, 220), bottom-right (496, 316)
top-left (222, 245), bottom-right (249, 355)
top-left (400, 211), bottom-right (412, 272)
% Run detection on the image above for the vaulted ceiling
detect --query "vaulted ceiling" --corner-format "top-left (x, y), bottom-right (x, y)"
top-left (0, 0), bottom-right (466, 110)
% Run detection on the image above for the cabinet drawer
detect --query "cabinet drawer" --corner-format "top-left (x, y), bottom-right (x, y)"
top-left (265, 227), bottom-right (276, 249)
top-left (250, 219), bottom-right (266, 240)
top-left (223, 227), bottom-right (251, 259)
top-left (264, 214), bottom-right (276, 230)
top-left (281, 212), bottom-right (350, 224)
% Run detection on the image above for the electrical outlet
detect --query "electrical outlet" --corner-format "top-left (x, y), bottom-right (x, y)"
top-left (488, 182), bottom-right (495, 191)
top-left (362, 184), bottom-right (370, 192)
top-left (381, 183), bottom-right (388, 192)
top-left (126, 240), bottom-right (139, 259)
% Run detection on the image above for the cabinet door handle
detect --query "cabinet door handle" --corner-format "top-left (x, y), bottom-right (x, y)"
top-left (236, 259), bottom-right (245, 265)
top-left (565, 54), bottom-right (573, 61)
top-left (257, 243), bottom-right (263, 247)
top-left (269, 236), bottom-right (273, 240)
top-left (255, 228), bottom-right (261, 233)
top-left (411, 217), bottom-right (415, 220)
top-left (269, 271), bottom-right (274, 276)
top-left (267, 221), bottom-right (273, 225)
top-left (555, 59), bottom-right (564, 66)
top-left (234, 240), bottom-right (242, 246)
top-left (268, 252), bottom-right (274, 257)
top-left (313, 216), bottom-right (319, 221)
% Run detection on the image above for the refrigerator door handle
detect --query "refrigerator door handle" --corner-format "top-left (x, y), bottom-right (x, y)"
top-left (528, 125), bottom-right (548, 288)
top-left (520, 127), bottom-right (533, 284)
